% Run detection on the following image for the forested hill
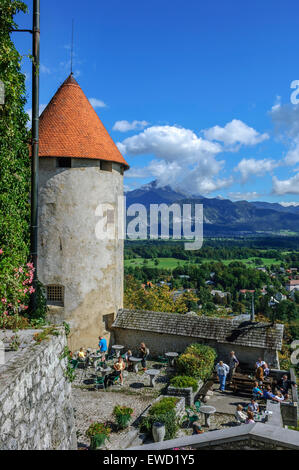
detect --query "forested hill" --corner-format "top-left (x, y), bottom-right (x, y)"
top-left (125, 181), bottom-right (299, 236)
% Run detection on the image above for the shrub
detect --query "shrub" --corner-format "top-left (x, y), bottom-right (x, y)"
top-left (113, 405), bottom-right (133, 430)
top-left (170, 375), bottom-right (198, 392)
top-left (148, 397), bottom-right (178, 415)
top-left (85, 422), bottom-right (111, 449)
top-left (141, 397), bottom-right (179, 440)
top-left (141, 409), bottom-right (178, 440)
top-left (176, 343), bottom-right (216, 380)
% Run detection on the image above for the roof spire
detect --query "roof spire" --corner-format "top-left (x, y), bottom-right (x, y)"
top-left (70, 19), bottom-right (74, 75)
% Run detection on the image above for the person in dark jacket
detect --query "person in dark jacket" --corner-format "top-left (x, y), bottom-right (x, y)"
top-left (278, 375), bottom-right (297, 399)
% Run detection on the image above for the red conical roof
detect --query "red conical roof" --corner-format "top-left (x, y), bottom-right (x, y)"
top-left (37, 74), bottom-right (129, 168)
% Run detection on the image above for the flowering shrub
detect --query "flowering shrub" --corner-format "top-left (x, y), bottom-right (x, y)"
top-left (0, 248), bottom-right (35, 318)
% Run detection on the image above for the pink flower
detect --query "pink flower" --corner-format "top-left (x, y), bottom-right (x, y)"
top-left (3, 311), bottom-right (8, 315)
top-left (29, 287), bottom-right (35, 294)
top-left (23, 305), bottom-right (28, 310)
top-left (1, 298), bottom-right (7, 303)
top-left (0, 249), bottom-right (3, 255)
top-left (18, 267), bottom-right (23, 273)
top-left (23, 288), bottom-right (28, 294)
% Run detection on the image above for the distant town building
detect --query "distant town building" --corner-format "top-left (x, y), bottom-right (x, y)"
top-left (286, 280), bottom-right (299, 292)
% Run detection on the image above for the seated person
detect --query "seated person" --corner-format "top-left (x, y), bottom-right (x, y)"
top-left (274, 391), bottom-right (285, 401)
top-left (252, 381), bottom-right (263, 399)
top-left (256, 365), bottom-right (264, 383)
top-left (262, 363), bottom-right (270, 377)
top-left (277, 374), bottom-right (297, 400)
top-left (262, 385), bottom-right (281, 402)
top-left (105, 357), bottom-right (125, 387)
top-left (235, 405), bottom-right (247, 423)
top-left (78, 347), bottom-right (86, 360)
top-left (247, 398), bottom-right (259, 413)
top-left (124, 349), bottom-right (133, 369)
top-left (245, 410), bottom-right (255, 424)
top-left (192, 422), bottom-right (203, 435)
top-left (255, 357), bottom-right (266, 370)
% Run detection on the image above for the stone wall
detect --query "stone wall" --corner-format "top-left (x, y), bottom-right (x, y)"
top-left (129, 422), bottom-right (299, 451)
top-left (167, 380), bottom-right (203, 406)
top-left (0, 327), bottom-right (77, 450)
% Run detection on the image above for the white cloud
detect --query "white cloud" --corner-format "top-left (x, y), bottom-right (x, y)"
top-left (119, 125), bottom-right (229, 194)
top-left (89, 97), bottom-right (107, 108)
top-left (284, 142), bottom-right (299, 166)
top-left (203, 119), bottom-right (269, 147)
top-left (40, 64), bottom-right (51, 74)
top-left (228, 191), bottom-right (261, 201)
top-left (112, 120), bottom-right (149, 132)
top-left (279, 201), bottom-right (299, 207)
top-left (235, 158), bottom-right (279, 182)
top-left (118, 125), bottom-right (222, 164)
top-left (273, 173), bottom-right (299, 195)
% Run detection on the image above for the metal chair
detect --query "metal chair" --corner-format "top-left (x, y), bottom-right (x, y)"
top-left (194, 400), bottom-right (201, 413)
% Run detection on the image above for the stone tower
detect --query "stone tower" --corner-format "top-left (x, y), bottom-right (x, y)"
top-left (37, 74), bottom-right (129, 350)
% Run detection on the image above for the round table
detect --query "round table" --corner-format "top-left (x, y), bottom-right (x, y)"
top-left (145, 369), bottom-right (160, 387)
top-left (111, 345), bottom-right (124, 358)
top-left (129, 357), bottom-right (142, 373)
top-left (98, 366), bottom-right (112, 378)
top-left (165, 352), bottom-right (179, 367)
top-left (200, 405), bottom-right (216, 427)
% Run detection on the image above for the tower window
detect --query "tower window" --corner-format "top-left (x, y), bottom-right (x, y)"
top-left (57, 157), bottom-right (71, 168)
top-left (100, 161), bottom-right (112, 172)
top-left (46, 285), bottom-right (64, 306)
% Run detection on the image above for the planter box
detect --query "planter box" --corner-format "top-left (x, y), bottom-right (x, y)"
top-left (167, 380), bottom-right (203, 406)
top-left (140, 395), bottom-right (186, 422)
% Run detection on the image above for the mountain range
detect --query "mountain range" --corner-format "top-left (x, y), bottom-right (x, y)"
top-left (125, 181), bottom-right (299, 236)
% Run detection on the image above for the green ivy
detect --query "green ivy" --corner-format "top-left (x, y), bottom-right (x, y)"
top-left (0, 1), bottom-right (32, 320)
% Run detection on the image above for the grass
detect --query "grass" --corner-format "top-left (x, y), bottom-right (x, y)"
top-left (125, 256), bottom-right (282, 270)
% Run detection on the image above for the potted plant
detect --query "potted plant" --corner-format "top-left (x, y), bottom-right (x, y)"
top-left (85, 422), bottom-right (111, 450)
top-left (113, 405), bottom-right (134, 430)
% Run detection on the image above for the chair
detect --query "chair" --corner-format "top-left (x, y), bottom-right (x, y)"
top-left (184, 407), bottom-right (199, 428)
top-left (80, 356), bottom-right (90, 384)
top-left (94, 375), bottom-right (105, 391)
top-left (157, 356), bottom-right (168, 365)
top-left (194, 401), bottom-right (201, 413)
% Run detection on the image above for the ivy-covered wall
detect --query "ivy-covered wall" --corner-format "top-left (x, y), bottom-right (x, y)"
top-left (0, 1), bottom-right (31, 313)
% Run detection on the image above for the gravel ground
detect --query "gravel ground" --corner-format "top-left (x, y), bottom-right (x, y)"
top-left (72, 387), bottom-right (154, 449)
top-left (71, 360), bottom-right (238, 450)
top-left (71, 360), bottom-right (174, 449)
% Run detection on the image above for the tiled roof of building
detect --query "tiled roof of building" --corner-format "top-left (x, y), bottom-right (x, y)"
top-left (288, 280), bottom-right (299, 285)
top-left (35, 74), bottom-right (129, 168)
top-left (112, 309), bottom-right (284, 350)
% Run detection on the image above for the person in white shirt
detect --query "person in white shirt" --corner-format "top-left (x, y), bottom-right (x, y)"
top-left (255, 357), bottom-right (266, 369)
top-left (235, 404), bottom-right (247, 423)
top-left (247, 399), bottom-right (259, 413)
top-left (215, 360), bottom-right (230, 391)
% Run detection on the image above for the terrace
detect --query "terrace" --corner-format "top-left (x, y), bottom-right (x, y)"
top-left (70, 337), bottom-right (298, 450)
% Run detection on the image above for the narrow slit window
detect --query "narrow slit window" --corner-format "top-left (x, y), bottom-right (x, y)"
top-left (47, 285), bottom-right (64, 306)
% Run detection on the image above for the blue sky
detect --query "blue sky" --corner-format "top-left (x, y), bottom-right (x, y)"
top-left (14, 0), bottom-right (299, 204)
